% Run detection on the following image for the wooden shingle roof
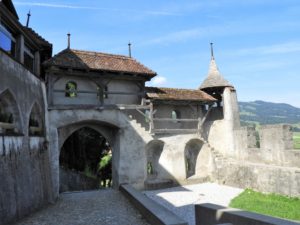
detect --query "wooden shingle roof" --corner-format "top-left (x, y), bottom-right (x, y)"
top-left (43, 48), bottom-right (156, 78)
top-left (199, 58), bottom-right (233, 90)
top-left (23, 27), bottom-right (52, 48)
top-left (146, 87), bottom-right (216, 102)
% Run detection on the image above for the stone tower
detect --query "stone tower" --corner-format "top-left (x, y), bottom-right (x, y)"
top-left (199, 44), bottom-right (240, 156)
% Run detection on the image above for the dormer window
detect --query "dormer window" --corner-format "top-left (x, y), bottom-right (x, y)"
top-left (65, 81), bottom-right (77, 97)
top-left (0, 23), bottom-right (16, 57)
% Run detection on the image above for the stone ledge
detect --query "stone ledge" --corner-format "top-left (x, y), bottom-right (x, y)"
top-left (119, 184), bottom-right (188, 225)
top-left (195, 203), bottom-right (300, 225)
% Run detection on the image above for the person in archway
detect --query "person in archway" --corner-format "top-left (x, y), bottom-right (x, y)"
top-left (97, 149), bottom-right (112, 188)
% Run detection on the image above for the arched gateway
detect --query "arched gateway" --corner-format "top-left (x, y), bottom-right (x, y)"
top-left (59, 126), bottom-right (113, 192)
top-left (47, 109), bottom-right (150, 195)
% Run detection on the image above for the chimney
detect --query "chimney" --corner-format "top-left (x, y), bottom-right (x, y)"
top-left (26, 10), bottom-right (31, 27)
top-left (67, 33), bottom-right (71, 49)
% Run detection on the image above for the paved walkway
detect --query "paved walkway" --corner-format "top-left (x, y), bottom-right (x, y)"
top-left (144, 182), bottom-right (244, 225)
top-left (14, 189), bottom-right (150, 225)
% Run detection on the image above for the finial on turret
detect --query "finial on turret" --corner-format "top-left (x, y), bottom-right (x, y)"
top-left (67, 33), bottom-right (71, 49)
top-left (128, 42), bottom-right (132, 58)
top-left (210, 42), bottom-right (214, 60)
top-left (26, 10), bottom-right (31, 27)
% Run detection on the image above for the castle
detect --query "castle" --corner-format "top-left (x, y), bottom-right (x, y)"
top-left (0, 1), bottom-right (299, 224)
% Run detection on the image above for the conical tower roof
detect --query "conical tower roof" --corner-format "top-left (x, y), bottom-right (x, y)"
top-left (199, 44), bottom-right (233, 90)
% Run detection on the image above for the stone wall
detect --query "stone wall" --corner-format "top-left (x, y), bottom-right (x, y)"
top-left (59, 167), bottom-right (99, 192)
top-left (0, 51), bottom-right (53, 225)
top-left (214, 124), bottom-right (300, 197)
top-left (234, 124), bottom-right (300, 167)
top-left (216, 161), bottom-right (300, 197)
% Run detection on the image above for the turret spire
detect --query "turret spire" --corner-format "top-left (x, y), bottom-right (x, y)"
top-left (210, 42), bottom-right (214, 60)
top-left (26, 10), bottom-right (31, 27)
top-left (128, 42), bottom-right (132, 58)
top-left (199, 43), bottom-right (233, 90)
top-left (67, 33), bottom-right (71, 49)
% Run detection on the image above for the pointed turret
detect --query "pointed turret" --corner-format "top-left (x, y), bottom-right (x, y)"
top-left (199, 43), bottom-right (233, 90)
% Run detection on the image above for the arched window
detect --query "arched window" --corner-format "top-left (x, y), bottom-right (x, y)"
top-left (65, 81), bottom-right (77, 97)
top-left (28, 102), bottom-right (43, 136)
top-left (0, 89), bottom-right (21, 134)
top-left (171, 110), bottom-right (180, 123)
top-left (145, 140), bottom-right (164, 179)
top-left (185, 139), bottom-right (203, 178)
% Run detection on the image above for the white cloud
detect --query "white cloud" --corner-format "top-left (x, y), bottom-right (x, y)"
top-left (149, 76), bottom-right (167, 86)
top-left (14, 2), bottom-right (180, 16)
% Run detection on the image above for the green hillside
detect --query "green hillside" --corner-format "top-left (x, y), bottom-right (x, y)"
top-left (239, 101), bottom-right (300, 130)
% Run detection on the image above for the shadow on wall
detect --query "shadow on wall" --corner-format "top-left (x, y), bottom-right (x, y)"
top-left (144, 137), bottom-right (211, 190)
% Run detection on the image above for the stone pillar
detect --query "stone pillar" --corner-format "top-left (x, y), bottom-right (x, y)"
top-left (223, 87), bottom-right (240, 129)
top-left (34, 51), bottom-right (40, 76)
top-left (222, 87), bottom-right (241, 157)
top-left (17, 34), bottom-right (24, 63)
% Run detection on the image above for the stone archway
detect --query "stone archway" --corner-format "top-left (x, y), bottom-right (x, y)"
top-left (59, 126), bottom-right (113, 192)
top-left (184, 139), bottom-right (203, 178)
top-left (57, 121), bottom-right (119, 192)
top-left (48, 109), bottom-right (151, 198)
top-left (145, 140), bottom-right (164, 180)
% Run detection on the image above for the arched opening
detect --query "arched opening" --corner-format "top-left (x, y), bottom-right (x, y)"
top-left (65, 81), bottom-right (77, 97)
top-left (171, 110), bottom-right (180, 123)
top-left (28, 102), bottom-right (44, 136)
top-left (0, 89), bottom-right (21, 134)
top-left (145, 140), bottom-right (164, 180)
top-left (184, 139), bottom-right (203, 178)
top-left (59, 127), bottom-right (113, 192)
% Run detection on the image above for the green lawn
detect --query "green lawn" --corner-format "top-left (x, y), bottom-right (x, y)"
top-left (294, 132), bottom-right (300, 149)
top-left (229, 189), bottom-right (300, 221)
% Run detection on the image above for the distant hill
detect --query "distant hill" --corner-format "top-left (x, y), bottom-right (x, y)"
top-left (239, 101), bottom-right (300, 129)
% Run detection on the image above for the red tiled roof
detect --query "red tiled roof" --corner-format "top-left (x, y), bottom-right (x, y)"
top-left (146, 87), bottom-right (216, 102)
top-left (43, 48), bottom-right (156, 78)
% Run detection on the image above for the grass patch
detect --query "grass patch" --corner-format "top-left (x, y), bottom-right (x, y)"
top-left (294, 132), bottom-right (300, 149)
top-left (229, 189), bottom-right (300, 221)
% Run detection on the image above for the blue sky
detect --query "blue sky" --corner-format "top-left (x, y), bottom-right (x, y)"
top-left (13, 0), bottom-right (300, 107)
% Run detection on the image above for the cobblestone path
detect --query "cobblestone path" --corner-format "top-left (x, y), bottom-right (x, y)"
top-left (13, 189), bottom-right (150, 225)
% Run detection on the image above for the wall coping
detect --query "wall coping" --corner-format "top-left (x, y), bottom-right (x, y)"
top-left (120, 184), bottom-right (187, 225)
top-left (195, 203), bottom-right (300, 225)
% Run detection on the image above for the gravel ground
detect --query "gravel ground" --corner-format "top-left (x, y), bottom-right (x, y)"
top-left (13, 189), bottom-right (150, 225)
top-left (144, 182), bottom-right (244, 225)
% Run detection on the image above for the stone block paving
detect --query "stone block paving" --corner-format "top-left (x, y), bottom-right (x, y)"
top-left (13, 189), bottom-right (150, 225)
